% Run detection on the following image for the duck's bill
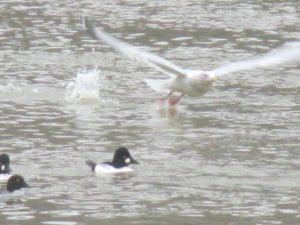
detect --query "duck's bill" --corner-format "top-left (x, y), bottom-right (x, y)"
top-left (24, 182), bottom-right (30, 188)
top-left (131, 158), bottom-right (139, 164)
top-left (4, 166), bottom-right (12, 173)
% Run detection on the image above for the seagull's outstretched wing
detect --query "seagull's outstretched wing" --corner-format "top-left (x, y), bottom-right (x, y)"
top-left (84, 18), bottom-right (187, 78)
top-left (210, 42), bottom-right (300, 76)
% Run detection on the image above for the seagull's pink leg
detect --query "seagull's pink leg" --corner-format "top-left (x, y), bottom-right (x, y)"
top-left (159, 90), bottom-right (174, 102)
top-left (169, 93), bottom-right (184, 105)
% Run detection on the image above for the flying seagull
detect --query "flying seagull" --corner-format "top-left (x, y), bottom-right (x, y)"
top-left (84, 18), bottom-right (300, 105)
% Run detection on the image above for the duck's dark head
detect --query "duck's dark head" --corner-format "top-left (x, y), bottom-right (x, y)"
top-left (0, 154), bottom-right (11, 174)
top-left (7, 175), bottom-right (29, 192)
top-left (112, 147), bottom-right (139, 168)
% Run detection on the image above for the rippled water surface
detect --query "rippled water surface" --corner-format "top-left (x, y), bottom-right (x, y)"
top-left (1, 1), bottom-right (300, 225)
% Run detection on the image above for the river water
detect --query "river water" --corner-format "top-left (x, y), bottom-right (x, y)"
top-left (0, 1), bottom-right (300, 225)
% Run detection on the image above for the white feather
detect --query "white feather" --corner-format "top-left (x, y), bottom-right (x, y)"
top-left (94, 164), bottom-right (133, 174)
top-left (0, 174), bottom-right (11, 183)
top-left (84, 18), bottom-right (300, 98)
top-left (85, 19), bottom-right (187, 78)
top-left (211, 42), bottom-right (300, 76)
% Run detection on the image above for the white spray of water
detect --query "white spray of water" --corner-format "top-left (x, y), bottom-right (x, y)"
top-left (65, 68), bottom-right (102, 103)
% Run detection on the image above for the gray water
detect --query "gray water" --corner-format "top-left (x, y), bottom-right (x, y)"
top-left (1, 1), bottom-right (300, 225)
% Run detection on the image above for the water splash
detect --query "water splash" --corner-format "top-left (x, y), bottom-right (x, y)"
top-left (0, 69), bottom-right (114, 104)
top-left (65, 68), bottom-right (102, 103)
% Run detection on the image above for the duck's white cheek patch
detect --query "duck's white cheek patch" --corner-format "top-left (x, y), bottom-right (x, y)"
top-left (125, 158), bottom-right (131, 164)
top-left (1, 165), bottom-right (4, 171)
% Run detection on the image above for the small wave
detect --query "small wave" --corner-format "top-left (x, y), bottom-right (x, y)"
top-left (0, 82), bottom-right (23, 93)
top-left (65, 68), bottom-right (102, 103)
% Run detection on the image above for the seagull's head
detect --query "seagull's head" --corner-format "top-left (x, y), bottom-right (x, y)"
top-left (190, 71), bottom-right (219, 86)
top-left (204, 71), bottom-right (219, 82)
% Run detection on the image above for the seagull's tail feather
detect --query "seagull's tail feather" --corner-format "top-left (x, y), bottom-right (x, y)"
top-left (144, 79), bottom-right (169, 93)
